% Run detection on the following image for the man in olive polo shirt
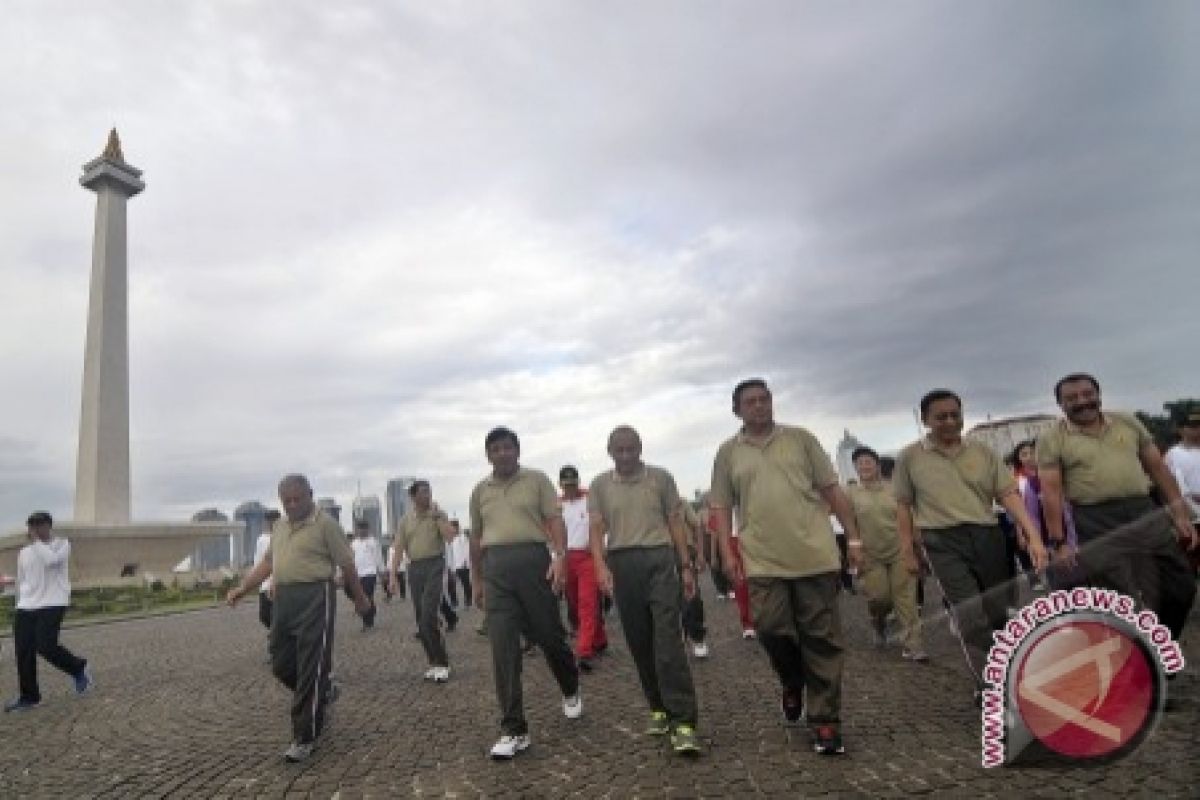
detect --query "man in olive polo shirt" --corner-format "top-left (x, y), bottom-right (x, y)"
top-left (710, 378), bottom-right (862, 756)
top-left (1038, 373), bottom-right (1196, 638)
top-left (468, 427), bottom-right (581, 760)
top-left (389, 479), bottom-right (457, 683)
top-left (590, 425), bottom-right (701, 756)
top-left (228, 474), bottom-right (373, 763)
top-left (893, 389), bottom-right (1047, 703)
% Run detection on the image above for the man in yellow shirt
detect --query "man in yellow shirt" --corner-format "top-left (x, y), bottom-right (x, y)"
top-left (1038, 373), bottom-right (1196, 639)
top-left (710, 379), bottom-right (862, 756)
top-left (228, 474), bottom-right (373, 763)
top-left (468, 427), bottom-right (581, 760)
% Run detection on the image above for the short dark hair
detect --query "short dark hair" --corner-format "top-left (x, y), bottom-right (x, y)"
top-left (1008, 439), bottom-right (1036, 468)
top-left (26, 511), bottom-right (52, 527)
top-left (485, 426), bottom-right (520, 452)
top-left (407, 479), bottom-right (430, 498)
top-left (1054, 373), bottom-right (1100, 403)
top-left (732, 378), bottom-right (770, 412)
top-left (879, 456), bottom-right (896, 479)
top-left (851, 446), bottom-right (879, 464)
top-left (919, 389), bottom-right (962, 419)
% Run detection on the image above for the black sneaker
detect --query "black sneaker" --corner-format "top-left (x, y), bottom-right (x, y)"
top-left (812, 725), bottom-right (845, 755)
top-left (780, 687), bottom-right (805, 726)
top-left (577, 657), bottom-right (594, 673)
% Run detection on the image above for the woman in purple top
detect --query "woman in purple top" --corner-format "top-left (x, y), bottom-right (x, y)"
top-left (1011, 440), bottom-right (1084, 590)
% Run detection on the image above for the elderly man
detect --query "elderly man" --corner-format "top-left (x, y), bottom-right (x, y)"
top-left (591, 426), bottom-right (701, 755)
top-left (228, 474), bottom-right (373, 763)
top-left (1038, 374), bottom-right (1196, 638)
top-left (469, 427), bottom-right (581, 760)
top-left (710, 378), bottom-right (862, 756)
top-left (4, 511), bottom-right (93, 713)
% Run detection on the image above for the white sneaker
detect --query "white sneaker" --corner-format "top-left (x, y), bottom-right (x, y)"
top-left (423, 666), bottom-right (438, 681)
top-left (742, 629), bottom-right (757, 640)
top-left (692, 641), bottom-right (710, 659)
top-left (489, 733), bottom-right (531, 760)
top-left (562, 693), bottom-right (583, 719)
top-left (283, 741), bottom-right (314, 762)
top-left (432, 666), bottom-right (451, 683)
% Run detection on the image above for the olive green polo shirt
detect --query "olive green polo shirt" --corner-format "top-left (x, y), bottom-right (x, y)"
top-left (268, 509), bottom-right (354, 585)
top-left (588, 464), bottom-right (682, 550)
top-left (892, 437), bottom-right (1015, 530)
top-left (469, 466), bottom-right (560, 547)
top-left (396, 507), bottom-right (449, 561)
top-left (709, 424), bottom-right (841, 578)
top-left (846, 482), bottom-right (901, 562)
top-left (1036, 411), bottom-right (1154, 505)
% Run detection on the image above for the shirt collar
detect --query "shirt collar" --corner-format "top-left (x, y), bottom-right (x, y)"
top-left (736, 424), bottom-right (780, 447)
top-left (1061, 412), bottom-right (1109, 435)
top-left (612, 465), bottom-right (647, 484)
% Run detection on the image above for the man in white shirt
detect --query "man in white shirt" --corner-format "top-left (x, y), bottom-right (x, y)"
top-left (349, 519), bottom-right (386, 631)
top-left (450, 523), bottom-right (473, 607)
top-left (4, 511), bottom-right (93, 713)
top-left (255, 509), bottom-right (280, 631)
top-left (1166, 410), bottom-right (1200, 522)
top-left (559, 465), bottom-right (608, 671)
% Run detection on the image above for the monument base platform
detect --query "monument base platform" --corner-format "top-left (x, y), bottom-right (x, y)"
top-left (0, 522), bottom-right (240, 589)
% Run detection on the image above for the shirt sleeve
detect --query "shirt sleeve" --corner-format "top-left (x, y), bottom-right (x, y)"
top-left (709, 443), bottom-right (735, 508)
top-left (586, 478), bottom-right (603, 517)
top-left (1036, 427), bottom-right (1061, 469)
top-left (1128, 414), bottom-right (1154, 448)
top-left (660, 469), bottom-right (683, 517)
top-left (891, 447), bottom-right (915, 504)
top-left (538, 472), bottom-right (561, 522)
top-left (802, 430), bottom-right (839, 488)
top-left (990, 449), bottom-right (1017, 497)
top-left (468, 485), bottom-right (483, 540)
top-left (325, 519), bottom-right (355, 568)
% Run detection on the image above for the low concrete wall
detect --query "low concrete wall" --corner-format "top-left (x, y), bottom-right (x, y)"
top-left (0, 522), bottom-right (239, 589)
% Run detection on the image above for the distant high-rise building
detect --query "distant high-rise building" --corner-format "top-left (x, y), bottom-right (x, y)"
top-left (835, 429), bottom-right (865, 484)
top-left (191, 508), bottom-right (231, 570)
top-left (317, 497), bottom-right (342, 524)
top-left (386, 477), bottom-right (418, 538)
top-left (353, 494), bottom-right (383, 540)
top-left (233, 500), bottom-right (267, 567)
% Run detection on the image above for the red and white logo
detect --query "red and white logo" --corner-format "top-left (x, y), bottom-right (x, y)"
top-left (1014, 618), bottom-right (1156, 759)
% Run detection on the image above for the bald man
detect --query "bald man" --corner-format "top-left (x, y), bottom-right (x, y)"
top-left (228, 474), bottom-right (373, 763)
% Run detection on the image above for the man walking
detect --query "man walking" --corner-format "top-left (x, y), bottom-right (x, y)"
top-left (450, 522), bottom-right (473, 607)
top-left (893, 389), bottom-right (1047, 704)
top-left (349, 519), bottom-right (386, 631)
top-left (469, 427), bottom-right (581, 760)
top-left (227, 474), bottom-right (373, 763)
top-left (559, 464), bottom-right (607, 672)
top-left (1038, 374), bottom-right (1196, 636)
top-left (679, 501), bottom-right (711, 659)
top-left (1165, 409), bottom-right (1200, 571)
top-left (389, 480), bottom-right (457, 683)
top-left (591, 426), bottom-right (701, 755)
top-left (4, 512), bottom-right (93, 713)
top-left (710, 378), bottom-right (861, 755)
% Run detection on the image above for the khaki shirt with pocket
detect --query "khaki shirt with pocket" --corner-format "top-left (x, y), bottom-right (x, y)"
top-left (469, 467), bottom-right (560, 547)
top-left (1036, 412), bottom-right (1154, 505)
top-left (892, 437), bottom-right (1014, 530)
top-left (588, 465), bottom-right (682, 550)
top-left (269, 509), bottom-right (353, 585)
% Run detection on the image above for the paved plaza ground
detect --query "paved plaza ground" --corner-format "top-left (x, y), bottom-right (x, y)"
top-left (0, 577), bottom-right (1197, 798)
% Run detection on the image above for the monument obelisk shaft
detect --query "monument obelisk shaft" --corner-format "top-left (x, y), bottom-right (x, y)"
top-left (75, 130), bottom-right (144, 524)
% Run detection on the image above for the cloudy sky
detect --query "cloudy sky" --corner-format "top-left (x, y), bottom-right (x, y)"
top-left (2, 2), bottom-right (1196, 528)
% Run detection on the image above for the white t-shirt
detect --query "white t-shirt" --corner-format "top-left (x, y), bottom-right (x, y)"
top-left (1165, 443), bottom-right (1200, 520)
top-left (17, 537), bottom-right (71, 610)
top-left (254, 532), bottom-right (273, 592)
top-left (561, 495), bottom-right (590, 551)
top-left (449, 534), bottom-right (470, 570)
top-left (351, 537), bottom-right (385, 577)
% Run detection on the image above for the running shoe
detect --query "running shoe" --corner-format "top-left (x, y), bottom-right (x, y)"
top-left (562, 693), bottom-right (583, 719)
top-left (489, 734), bottom-right (531, 760)
top-left (646, 710), bottom-right (670, 736)
top-left (670, 724), bottom-right (701, 756)
top-left (780, 687), bottom-right (805, 726)
top-left (812, 725), bottom-right (845, 755)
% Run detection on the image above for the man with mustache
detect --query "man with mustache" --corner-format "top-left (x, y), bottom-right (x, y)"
top-left (1037, 374), bottom-right (1196, 640)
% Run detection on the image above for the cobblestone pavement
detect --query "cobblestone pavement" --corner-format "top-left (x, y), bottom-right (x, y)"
top-left (0, 576), bottom-right (1196, 798)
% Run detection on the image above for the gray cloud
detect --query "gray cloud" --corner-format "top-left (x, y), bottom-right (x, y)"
top-left (2, 1), bottom-right (1197, 526)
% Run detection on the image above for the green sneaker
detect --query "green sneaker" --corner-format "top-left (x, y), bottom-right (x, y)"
top-left (670, 724), bottom-right (701, 756)
top-left (645, 710), bottom-right (670, 736)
